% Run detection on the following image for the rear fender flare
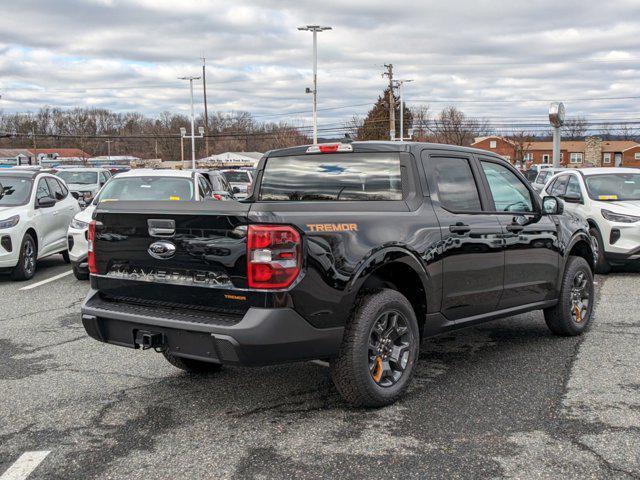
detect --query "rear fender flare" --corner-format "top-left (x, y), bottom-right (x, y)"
top-left (347, 246), bottom-right (431, 299)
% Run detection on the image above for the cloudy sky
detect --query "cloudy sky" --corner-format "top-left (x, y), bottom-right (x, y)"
top-left (1, 0), bottom-right (639, 132)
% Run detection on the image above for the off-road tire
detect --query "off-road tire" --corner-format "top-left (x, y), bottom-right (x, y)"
top-left (544, 256), bottom-right (594, 336)
top-left (72, 263), bottom-right (89, 281)
top-left (163, 351), bottom-right (223, 374)
top-left (11, 233), bottom-right (37, 281)
top-left (330, 288), bottom-right (420, 407)
top-left (589, 227), bottom-right (610, 274)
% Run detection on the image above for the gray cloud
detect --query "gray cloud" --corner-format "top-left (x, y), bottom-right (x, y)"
top-left (0, 0), bottom-right (639, 130)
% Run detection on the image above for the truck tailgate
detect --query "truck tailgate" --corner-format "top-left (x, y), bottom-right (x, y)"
top-left (91, 200), bottom-right (261, 314)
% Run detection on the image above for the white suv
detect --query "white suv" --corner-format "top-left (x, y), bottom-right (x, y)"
top-left (542, 167), bottom-right (640, 273)
top-left (0, 170), bottom-right (80, 280)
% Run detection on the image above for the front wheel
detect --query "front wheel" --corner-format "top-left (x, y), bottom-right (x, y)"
top-left (330, 288), bottom-right (420, 407)
top-left (589, 227), bottom-right (610, 274)
top-left (11, 234), bottom-right (37, 281)
top-left (544, 256), bottom-right (594, 336)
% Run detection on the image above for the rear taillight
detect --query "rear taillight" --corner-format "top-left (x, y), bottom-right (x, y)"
top-left (213, 194), bottom-right (222, 200)
top-left (247, 225), bottom-right (301, 289)
top-left (87, 220), bottom-right (97, 274)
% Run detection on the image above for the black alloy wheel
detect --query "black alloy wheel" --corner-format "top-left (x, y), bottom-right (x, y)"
top-left (368, 310), bottom-right (412, 387)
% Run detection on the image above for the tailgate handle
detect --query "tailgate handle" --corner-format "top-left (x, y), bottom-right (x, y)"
top-left (148, 219), bottom-right (175, 237)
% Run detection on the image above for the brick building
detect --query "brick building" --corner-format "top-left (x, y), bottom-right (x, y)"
top-left (471, 136), bottom-right (639, 168)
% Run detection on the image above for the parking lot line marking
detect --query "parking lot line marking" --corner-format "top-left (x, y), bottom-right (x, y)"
top-left (19, 270), bottom-right (73, 291)
top-left (0, 451), bottom-right (50, 480)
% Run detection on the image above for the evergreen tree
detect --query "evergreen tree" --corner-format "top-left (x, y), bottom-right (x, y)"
top-left (357, 87), bottom-right (413, 140)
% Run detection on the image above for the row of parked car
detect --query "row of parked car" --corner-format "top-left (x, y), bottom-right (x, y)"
top-left (0, 166), bottom-right (255, 281)
top-left (528, 166), bottom-right (640, 273)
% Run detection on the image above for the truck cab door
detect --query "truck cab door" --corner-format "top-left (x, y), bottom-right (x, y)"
top-left (422, 151), bottom-right (504, 321)
top-left (476, 158), bottom-right (560, 308)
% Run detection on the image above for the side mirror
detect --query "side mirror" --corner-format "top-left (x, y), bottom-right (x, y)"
top-left (37, 196), bottom-right (56, 208)
top-left (563, 192), bottom-right (583, 204)
top-left (542, 196), bottom-right (564, 215)
top-left (232, 186), bottom-right (241, 194)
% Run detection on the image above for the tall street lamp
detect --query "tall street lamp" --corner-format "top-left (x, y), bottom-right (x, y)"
top-left (179, 75), bottom-right (202, 170)
top-left (394, 79), bottom-right (413, 141)
top-left (549, 102), bottom-right (565, 168)
top-left (298, 25), bottom-right (332, 145)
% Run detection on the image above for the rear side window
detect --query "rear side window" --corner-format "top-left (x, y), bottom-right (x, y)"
top-left (431, 157), bottom-right (482, 212)
top-left (259, 153), bottom-right (403, 201)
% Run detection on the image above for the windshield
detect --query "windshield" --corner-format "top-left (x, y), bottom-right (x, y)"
top-left (585, 173), bottom-right (640, 201)
top-left (57, 171), bottom-right (98, 185)
top-left (0, 177), bottom-right (33, 206)
top-left (223, 171), bottom-right (250, 183)
top-left (260, 153), bottom-right (403, 201)
top-left (97, 176), bottom-right (195, 202)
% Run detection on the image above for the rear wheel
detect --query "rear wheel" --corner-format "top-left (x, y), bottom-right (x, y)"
top-left (163, 352), bottom-right (223, 374)
top-left (544, 256), bottom-right (594, 336)
top-left (589, 226), bottom-right (610, 274)
top-left (11, 234), bottom-right (37, 281)
top-left (330, 288), bottom-right (420, 407)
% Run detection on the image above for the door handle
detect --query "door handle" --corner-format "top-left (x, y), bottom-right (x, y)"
top-left (449, 223), bottom-right (471, 234)
top-left (506, 224), bottom-right (524, 233)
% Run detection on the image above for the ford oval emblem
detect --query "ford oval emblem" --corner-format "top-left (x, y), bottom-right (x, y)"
top-left (148, 240), bottom-right (176, 259)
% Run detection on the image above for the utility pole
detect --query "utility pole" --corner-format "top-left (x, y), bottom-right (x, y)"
top-left (383, 64), bottom-right (395, 140)
top-left (394, 79), bottom-right (413, 141)
top-left (179, 76), bottom-right (202, 170)
top-left (298, 25), bottom-right (332, 145)
top-left (201, 55), bottom-right (210, 157)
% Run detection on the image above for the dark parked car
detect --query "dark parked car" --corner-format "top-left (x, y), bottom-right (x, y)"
top-left (81, 141), bottom-right (596, 407)
top-left (199, 170), bottom-right (238, 200)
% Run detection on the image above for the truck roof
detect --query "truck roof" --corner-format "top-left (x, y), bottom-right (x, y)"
top-left (265, 140), bottom-right (505, 160)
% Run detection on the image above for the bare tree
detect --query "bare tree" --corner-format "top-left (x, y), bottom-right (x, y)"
top-left (509, 131), bottom-right (535, 165)
top-left (431, 106), bottom-right (484, 146)
top-left (562, 116), bottom-right (588, 140)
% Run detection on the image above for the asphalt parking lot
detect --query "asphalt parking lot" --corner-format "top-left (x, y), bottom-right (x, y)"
top-left (1, 258), bottom-right (639, 479)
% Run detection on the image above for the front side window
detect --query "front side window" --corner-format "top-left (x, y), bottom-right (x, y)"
top-left (97, 176), bottom-right (195, 202)
top-left (431, 157), bottom-right (481, 212)
top-left (45, 177), bottom-right (65, 201)
top-left (36, 178), bottom-right (51, 200)
top-left (565, 175), bottom-right (582, 198)
top-left (0, 177), bottom-right (33, 207)
top-left (481, 161), bottom-right (533, 213)
top-left (549, 175), bottom-right (569, 196)
top-left (260, 153), bottom-right (403, 201)
top-left (585, 173), bottom-right (640, 201)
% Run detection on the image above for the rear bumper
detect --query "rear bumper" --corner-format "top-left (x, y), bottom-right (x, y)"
top-left (80, 290), bottom-right (343, 366)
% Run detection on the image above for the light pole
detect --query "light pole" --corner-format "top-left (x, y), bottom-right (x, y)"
top-left (298, 25), bottom-right (332, 145)
top-left (105, 140), bottom-right (112, 163)
top-left (179, 125), bottom-right (204, 170)
top-left (179, 76), bottom-right (203, 170)
top-left (549, 102), bottom-right (565, 168)
top-left (394, 79), bottom-right (413, 141)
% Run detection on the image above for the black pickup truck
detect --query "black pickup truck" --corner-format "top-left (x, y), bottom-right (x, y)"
top-left (81, 141), bottom-right (595, 407)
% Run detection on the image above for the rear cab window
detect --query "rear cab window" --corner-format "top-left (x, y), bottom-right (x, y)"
top-left (97, 176), bottom-right (195, 202)
top-left (259, 153), bottom-right (403, 201)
